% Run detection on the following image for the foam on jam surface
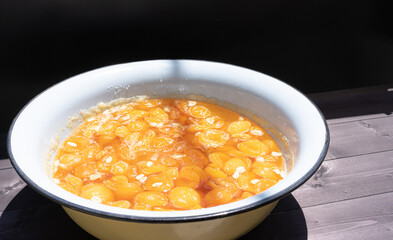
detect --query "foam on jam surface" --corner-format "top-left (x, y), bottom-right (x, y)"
top-left (52, 99), bottom-right (285, 210)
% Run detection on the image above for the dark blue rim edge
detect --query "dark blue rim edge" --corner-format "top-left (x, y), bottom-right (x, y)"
top-left (7, 60), bottom-right (330, 224)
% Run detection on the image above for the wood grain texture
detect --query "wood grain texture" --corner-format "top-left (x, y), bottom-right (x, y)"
top-left (292, 150), bottom-right (393, 208)
top-left (0, 167), bottom-right (26, 216)
top-left (304, 192), bottom-right (393, 240)
top-left (325, 115), bottom-right (393, 160)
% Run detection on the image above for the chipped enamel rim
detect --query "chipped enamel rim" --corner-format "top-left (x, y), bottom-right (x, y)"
top-left (8, 60), bottom-right (329, 223)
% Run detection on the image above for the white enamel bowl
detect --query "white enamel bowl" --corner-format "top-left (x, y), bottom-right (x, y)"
top-left (8, 60), bottom-right (329, 240)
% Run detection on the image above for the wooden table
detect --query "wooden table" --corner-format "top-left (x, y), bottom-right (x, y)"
top-left (1, 85), bottom-right (393, 239)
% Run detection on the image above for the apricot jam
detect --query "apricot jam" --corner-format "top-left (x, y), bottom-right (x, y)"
top-left (52, 99), bottom-right (286, 210)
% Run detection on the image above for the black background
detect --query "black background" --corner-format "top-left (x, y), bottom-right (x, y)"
top-left (1, 0), bottom-right (393, 133)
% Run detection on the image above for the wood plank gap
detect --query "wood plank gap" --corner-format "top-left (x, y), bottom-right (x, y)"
top-left (291, 150), bottom-right (393, 208)
top-left (274, 189), bottom-right (393, 214)
top-left (0, 167), bottom-right (14, 171)
top-left (324, 148), bottom-right (393, 161)
top-left (300, 190), bottom-right (393, 210)
top-left (324, 116), bottom-right (393, 160)
top-left (327, 114), bottom-right (393, 125)
top-left (304, 191), bottom-right (393, 239)
top-left (0, 159), bottom-right (12, 170)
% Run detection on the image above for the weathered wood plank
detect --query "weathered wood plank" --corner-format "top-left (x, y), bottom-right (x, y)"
top-left (0, 168), bottom-right (26, 215)
top-left (291, 150), bottom-right (393, 209)
top-left (244, 191), bottom-right (393, 240)
top-left (0, 159), bottom-right (12, 170)
top-left (326, 113), bottom-right (390, 125)
top-left (304, 192), bottom-right (393, 240)
top-left (246, 192), bottom-right (393, 240)
top-left (325, 115), bottom-right (393, 160)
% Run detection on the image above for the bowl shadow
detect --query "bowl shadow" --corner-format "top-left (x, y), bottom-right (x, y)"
top-left (0, 186), bottom-right (307, 240)
top-left (0, 186), bottom-right (95, 240)
top-left (239, 194), bottom-right (308, 240)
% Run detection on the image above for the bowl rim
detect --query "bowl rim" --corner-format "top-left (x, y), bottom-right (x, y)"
top-left (7, 59), bottom-right (330, 223)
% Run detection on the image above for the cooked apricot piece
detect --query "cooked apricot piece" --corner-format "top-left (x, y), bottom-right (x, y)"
top-left (97, 154), bottom-right (117, 172)
top-left (175, 168), bottom-right (201, 188)
top-left (73, 161), bottom-right (99, 179)
top-left (159, 156), bottom-right (180, 168)
top-left (199, 116), bottom-right (225, 129)
top-left (204, 188), bottom-right (232, 206)
top-left (160, 167), bottom-right (179, 179)
top-left (134, 191), bottom-right (168, 209)
top-left (157, 124), bottom-right (183, 137)
top-left (117, 142), bottom-right (136, 161)
top-left (104, 176), bottom-right (142, 200)
top-left (231, 133), bottom-right (252, 142)
top-left (110, 161), bottom-right (129, 175)
top-left (208, 152), bottom-right (231, 169)
top-left (58, 154), bottom-right (81, 169)
top-left (174, 100), bottom-right (191, 114)
top-left (212, 178), bottom-right (241, 195)
top-left (189, 105), bottom-right (211, 118)
top-left (262, 139), bottom-right (281, 153)
top-left (82, 142), bottom-right (101, 160)
top-left (168, 187), bottom-right (201, 210)
top-left (185, 149), bottom-right (209, 168)
top-left (236, 172), bottom-right (259, 192)
top-left (198, 129), bottom-right (229, 148)
top-left (58, 182), bottom-right (78, 195)
top-left (62, 136), bottom-right (90, 153)
top-left (241, 192), bottom-right (254, 199)
top-left (81, 120), bottom-right (101, 138)
top-left (252, 168), bottom-right (282, 182)
top-left (249, 126), bottom-right (264, 136)
top-left (126, 110), bottom-right (148, 120)
top-left (227, 120), bottom-right (251, 134)
top-left (252, 161), bottom-right (280, 171)
top-left (144, 174), bottom-right (174, 192)
top-left (204, 166), bottom-right (227, 179)
top-left (137, 99), bottom-right (162, 109)
top-left (115, 126), bottom-right (131, 138)
top-left (141, 128), bottom-right (155, 140)
top-left (238, 139), bottom-right (269, 157)
top-left (80, 183), bottom-right (115, 203)
top-left (252, 162), bottom-right (283, 181)
top-left (154, 136), bottom-right (174, 149)
top-left (127, 120), bottom-right (149, 132)
top-left (65, 174), bottom-right (82, 189)
top-left (97, 121), bottom-right (118, 135)
top-left (182, 165), bottom-right (209, 182)
top-left (223, 158), bottom-right (248, 176)
top-left (148, 107), bottom-right (169, 121)
top-left (252, 178), bottom-right (277, 193)
top-left (125, 164), bottom-right (139, 179)
top-left (106, 200), bottom-right (131, 209)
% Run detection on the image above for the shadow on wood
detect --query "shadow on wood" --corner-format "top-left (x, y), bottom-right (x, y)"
top-left (309, 84), bottom-right (393, 120)
top-left (0, 186), bottom-right (96, 240)
top-left (239, 194), bottom-right (307, 240)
